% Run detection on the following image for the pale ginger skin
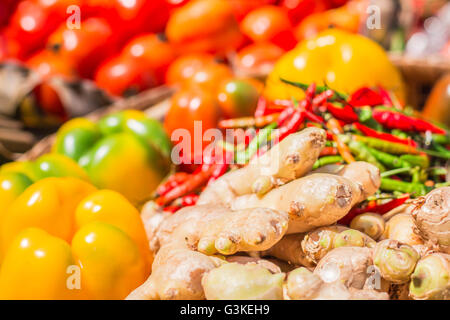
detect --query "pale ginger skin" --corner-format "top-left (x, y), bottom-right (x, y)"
top-left (198, 127), bottom-right (327, 206)
top-left (373, 239), bottom-right (420, 284)
top-left (285, 267), bottom-right (388, 300)
top-left (314, 247), bottom-right (376, 290)
top-left (409, 253), bottom-right (450, 300)
top-left (232, 173), bottom-right (369, 234)
top-left (263, 225), bottom-right (375, 267)
top-left (412, 186), bottom-right (450, 254)
top-left (202, 263), bottom-right (285, 300)
top-left (128, 205), bottom-right (288, 300)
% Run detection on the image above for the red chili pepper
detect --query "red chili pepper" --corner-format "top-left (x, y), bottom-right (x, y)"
top-left (338, 195), bottom-right (410, 225)
top-left (312, 89), bottom-right (334, 107)
top-left (376, 86), bottom-right (394, 107)
top-left (254, 96), bottom-right (281, 117)
top-left (319, 147), bottom-right (338, 156)
top-left (326, 103), bottom-right (359, 123)
top-left (372, 109), bottom-right (447, 135)
top-left (304, 110), bottom-right (325, 124)
top-left (181, 194), bottom-right (199, 207)
top-left (156, 172), bottom-right (190, 197)
top-left (207, 161), bottom-right (230, 185)
top-left (348, 87), bottom-right (384, 107)
top-left (164, 205), bottom-right (181, 214)
top-left (275, 109), bottom-right (305, 142)
top-left (156, 165), bottom-right (215, 206)
top-left (276, 104), bottom-right (296, 126)
top-left (353, 122), bottom-right (418, 147)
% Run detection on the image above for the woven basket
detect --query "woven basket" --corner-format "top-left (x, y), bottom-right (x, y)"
top-left (389, 54), bottom-right (450, 109)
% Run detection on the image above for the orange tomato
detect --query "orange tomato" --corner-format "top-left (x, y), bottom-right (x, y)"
top-left (227, 0), bottom-right (277, 21)
top-left (26, 50), bottom-right (74, 80)
top-left (240, 5), bottom-right (297, 50)
top-left (235, 42), bottom-right (285, 75)
top-left (94, 55), bottom-right (157, 97)
top-left (164, 86), bottom-right (222, 164)
top-left (185, 62), bottom-right (233, 92)
top-left (165, 53), bottom-right (216, 85)
top-left (121, 34), bottom-right (177, 84)
top-left (166, 55), bottom-right (233, 92)
top-left (166, 0), bottom-right (244, 54)
top-left (294, 5), bottom-right (361, 41)
top-left (46, 18), bottom-right (118, 79)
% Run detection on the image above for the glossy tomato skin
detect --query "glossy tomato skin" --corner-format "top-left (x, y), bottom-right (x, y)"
top-left (227, 0), bottom-right (277, 21)
top-left (32, 82), bottom-right (67, 120)
top-left (240, 5), bottom-right (297, 50)
top-left (166, 0), bottom-right (244, 55)
top-left (94, 55), bottom-right (157, 97)
top-left (184, 62), bottom-right (233, 93)
top-left (165, 53), bottom-right (216, 85)
top-left (217, 78), bottom-right (263, 118)
top-left (26, 50), bottom-right (75, 80)
top-left (164, 86), bottom-right (222, 165)
top-left (4, 1), bottom-right (66, 59)
top-left (235, 42), bottom-right (285, 74)
top-left (121, 34), bottom-right (177, 85)
top-left (280, 0), bottom-right (330, 25)
top-left (46, 18), bottom-right (119, 79)
top-left (0, 0), bottom-right (20, 28)
top-left (85, 0), bottom-right (169, 40)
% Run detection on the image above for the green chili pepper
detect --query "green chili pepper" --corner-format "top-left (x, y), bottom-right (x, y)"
top-left (312, 155), bottom-right (343, 169)
top-left (431, 143), bottom-right (450, 158)
top-left (353, 135), bottom-right (417, 154)
top-left (380, 178), bottom-right (431, 197)
top-left (381, 167), bottom-right (412, 178)
top-left (399, 154), bottom-right (429, 169)
top-left (391, 129), bottom-right (409, 139)
top-left (348, 140), bottom-right (386, 171)
top-left (280, 79), bottom-right (348, 100)
top-left (428, 167), bottom-right (447, 176)
top-left (366, 146), bottom-right (411, 169)
top-left (432, 134), bottom-right (450, 145)
top-left (236, 123), bottom-right (276, 164)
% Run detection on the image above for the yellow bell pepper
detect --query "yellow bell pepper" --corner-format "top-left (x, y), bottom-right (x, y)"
top-left (0, 177), bottom-right (152, 300)
top-left (264, 29), bottom-right (406, 103)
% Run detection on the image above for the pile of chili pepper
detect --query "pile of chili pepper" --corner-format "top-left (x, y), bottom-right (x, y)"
top-left (154, 81), bottom-right (449, 224)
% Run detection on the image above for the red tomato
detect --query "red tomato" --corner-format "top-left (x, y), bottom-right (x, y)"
top-left (46, 18), bottom-right (118, 79)
top-left (94, 55), bottom-right (157, 97)
top-left (26, 50), bottom-right (75, 80)
top-left (0, 0), bottom-right (20, 28)
top-left (5, 1), bottom-right (65, 59)
top-left (280, 0), bottom-right (330, 25)
top-left (235, 42), bottom-right (285, 75)
top-left (164, 86), bottom-right (222, 165)
top-left (227, 0), bottom-right (277, 21)
top-left (85, 0), bottom-right (169, 40)
top-left (166, 0), bottom-right (190, 11)
top-left (121, 34), bottom-right (177, 84)
top-left (32, 82), bottom-right (67, 121)
top-left (165, 53), bottom-right (216, 85)
top-left (240, 5), bottom-right (297, 50)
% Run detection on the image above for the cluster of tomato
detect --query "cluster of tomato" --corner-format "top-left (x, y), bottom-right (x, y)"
top-left (0, 0), bottom-right (363, 165)
top-left (0, 0), bottom-right (362, 92)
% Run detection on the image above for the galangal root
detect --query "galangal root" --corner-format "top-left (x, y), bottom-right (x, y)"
top-left (128, 128), bottom-right (449, 300)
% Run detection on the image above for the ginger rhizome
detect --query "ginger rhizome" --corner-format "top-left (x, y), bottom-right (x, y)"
top-left (127, 128), bottom-right (449, 300)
